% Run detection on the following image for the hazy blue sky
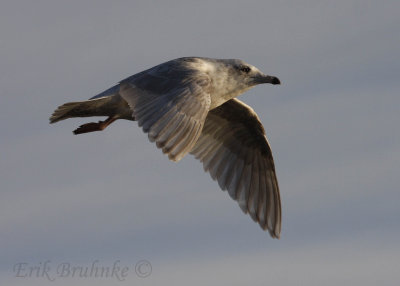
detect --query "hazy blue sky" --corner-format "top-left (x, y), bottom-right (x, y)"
top-left (1, 0), bottom-right (399, 285)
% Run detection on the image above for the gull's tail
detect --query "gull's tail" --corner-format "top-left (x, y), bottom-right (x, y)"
top-left (49, 94), bottom-right (133, 134)
top-left (50, 100), bottom-right (92, 124)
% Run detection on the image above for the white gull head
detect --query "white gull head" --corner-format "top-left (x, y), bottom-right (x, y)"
top-left (181, 57), bottom-right (280, 108)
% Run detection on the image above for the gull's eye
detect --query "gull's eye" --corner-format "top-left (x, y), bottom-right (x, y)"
top-left (239, 66), bottom-right (251, 73)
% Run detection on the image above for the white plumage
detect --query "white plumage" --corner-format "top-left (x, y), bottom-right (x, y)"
top-left (50, 57), bottom-right (282, 238)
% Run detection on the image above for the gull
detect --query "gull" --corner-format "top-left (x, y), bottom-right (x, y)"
top-left (50, 57), bottom-right (282, 238)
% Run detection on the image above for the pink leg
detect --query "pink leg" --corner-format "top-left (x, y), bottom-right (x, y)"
top-left (73, 116), bottom-right (118, 135)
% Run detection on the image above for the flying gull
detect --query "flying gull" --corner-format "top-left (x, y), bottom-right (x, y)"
top-left (50, 57), bottom-right (282, 238)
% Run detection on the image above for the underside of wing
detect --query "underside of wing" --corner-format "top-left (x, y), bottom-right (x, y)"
top-left (190, 99), bottom-right (281, 238)
top-left (119, 72), bottom-right (211, 162)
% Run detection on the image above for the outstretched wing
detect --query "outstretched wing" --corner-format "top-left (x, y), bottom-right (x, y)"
top-left (119, 65), bottom-right (211, 162)
top-left (190, 99), bottom-right (281, 238)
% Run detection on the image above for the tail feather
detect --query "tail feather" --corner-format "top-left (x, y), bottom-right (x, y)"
top-left (49, 96), bottom-right (118, 124)
top-left (49, 94), bottom-right (134, 134)
top-left (50, 101), bottom-right (84, 123)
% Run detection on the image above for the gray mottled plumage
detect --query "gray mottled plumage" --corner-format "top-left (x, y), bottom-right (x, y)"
top-left (50, 57), bottom-right (282, 238)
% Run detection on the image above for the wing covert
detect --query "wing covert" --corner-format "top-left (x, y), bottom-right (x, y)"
top-left (120, 71), bottom-right (211, 162)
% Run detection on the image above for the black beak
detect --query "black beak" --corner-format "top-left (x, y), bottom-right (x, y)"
top-left (252, 74), bottom-right (281, 85)
top-left (260, 74), bottom-right (281, 85)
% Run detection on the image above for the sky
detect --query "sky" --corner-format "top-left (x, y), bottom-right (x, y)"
top-left (1, 0), bottom-right (399, 285)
